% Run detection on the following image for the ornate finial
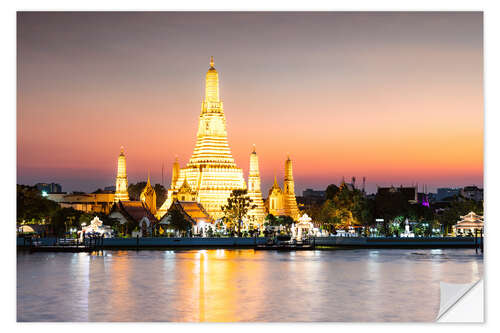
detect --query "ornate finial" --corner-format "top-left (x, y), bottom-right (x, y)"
top-left (252, 144), bottom-right (256, 153)
top-left (273, 174), bottom-right (278, 187)
top-left (210, 56), bottom-right (214, 68)
top-left (120, 146), bottom-right (124, 155)
top-left (147, 170), bottom-right (151, 185)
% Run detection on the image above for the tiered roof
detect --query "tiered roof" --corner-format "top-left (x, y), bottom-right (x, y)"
top-left (170, 200), bottom-right (214, 225)
top-left (456, 211), bottom-right (484, 228)
top-left (113, 200), bottom-right (158, 224)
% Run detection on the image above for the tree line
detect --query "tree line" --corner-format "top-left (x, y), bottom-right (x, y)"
top-left (304, 183), bottom-right (483, 236)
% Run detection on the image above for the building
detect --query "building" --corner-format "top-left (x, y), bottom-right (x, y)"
top-left (140, 174), bottom-right (157, 216)
top-left (109, 200), bottom-right (158, 237)
top-left (160, 200), bottom-right (214, 235)
top-left (267, 176), bottom-right (285, 216)
top-left (436, 188), bottom-right (461, 201)
top-left (17, 223), bottom-right (50, 235)
top-left (283, 156), bottom-right (300, 220)
top-left (119, 57), bottom-right (302, 227)
top-left (299, 187), bottom-right (327, 208)
top-left (453, 211), bottom-right (484, 236)
top-left (302, 189), bottom-right (325, 199)
top-left (461, 186), bottom-right (483, 202)
top-left (246, 146), bottom-right (266, 223)
top-left (47, 192), bottom-right (115, 214)
top-left (114, 147), bottom-right (130, 202)
top-left (35, 182), bottom-right (62, 194)
top-left (156, 57), bottom-right (247, 220)
top-left (417, 192), bottom-right (430, 207)
top-left (265, 156), bottom-right (300, 220)
top-left (377, 185), bottom-right (418, 203)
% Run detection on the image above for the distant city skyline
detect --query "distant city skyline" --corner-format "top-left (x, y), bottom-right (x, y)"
top-left (17, 12), bottom-right (483, 195)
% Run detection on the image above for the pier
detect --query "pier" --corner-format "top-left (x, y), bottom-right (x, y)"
top-left (17, 236), bottom-right (482, 251)
top-left (20, 235), bottom-right (105, 253)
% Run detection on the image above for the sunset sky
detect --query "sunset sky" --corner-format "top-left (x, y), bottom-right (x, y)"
top-left (17, 12), bottom-right (483, 194)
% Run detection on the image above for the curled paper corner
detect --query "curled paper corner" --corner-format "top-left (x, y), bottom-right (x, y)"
top-left (437, 279), bottom-right (483, 322)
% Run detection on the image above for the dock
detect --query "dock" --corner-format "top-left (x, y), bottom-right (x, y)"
top-left (17, 235), bottom-right (482, 251)
top-left (255, 236), bottom-right (316, 251)
top-left (21, 235), bottom-right (104, 253)
top-left (254, 243), bottom-right (315, 251)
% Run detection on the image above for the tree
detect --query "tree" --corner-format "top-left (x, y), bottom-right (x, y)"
top-left (168, 209), bottom-right (192, 236)
top-left (438, 199), bottom-right (483, 235)
top-left (317, 184), bottom-right (368, 232)
top-left (325, 184), bottom-right (340, 200)
top-left (154, 184), bottom-right (167, 208)
top-left (304, 202), bottom-right (322, 223)
top-left (277, 215), bottom-right (294, 227)
top-left (51, 207), bottom-right (81, 236)
top-left (264, 214), bottom-right (277, 226)
top-left (221, 189), bottom-right (255, 237)
top-left (374, 190), bottom-right (408, 236)
top-left (17, 185), bottom-right (59, 224)
top-left (128, 182), bottom-right (147, 201)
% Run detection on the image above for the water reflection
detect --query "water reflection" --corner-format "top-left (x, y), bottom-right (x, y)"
top-left (17, 249), bottom-right (483, 322)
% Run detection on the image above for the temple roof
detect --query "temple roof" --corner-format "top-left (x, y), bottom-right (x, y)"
top-left (268, 175), bottom-right (283, 196)
top-left (458, 211), bottom-right (484, 224)
top-left (141, 174), bottom-right (156, 197)
top-left (112, 200), bottom-right (158, 224)
top-left (168, 200), bottom-right (214, 225)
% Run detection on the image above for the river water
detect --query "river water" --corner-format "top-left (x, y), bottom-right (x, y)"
top-left (17, 248), bottom-right (483, 322)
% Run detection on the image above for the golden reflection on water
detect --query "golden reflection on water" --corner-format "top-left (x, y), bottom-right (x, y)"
top-left (108, 251), bottom-right (133, 321)
top-left (173, 249), bottom-right (265, 321)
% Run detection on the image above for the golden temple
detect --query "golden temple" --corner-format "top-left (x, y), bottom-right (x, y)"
top-left (246, 145), bottom-right (267, 223)
top-left (156, 57), bottom-right (247, 220)
top-left (140, 173), bottom-right (157, 215)
top-left (113, 57), bottom-right (300, 226)
top-left (265, 157), bottom-right (300, 220)
top-left (114, 147), bottom-right (129, 202)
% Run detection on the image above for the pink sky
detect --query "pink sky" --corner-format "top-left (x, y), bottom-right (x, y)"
top-left (17, 12), bottom-right (483, 194)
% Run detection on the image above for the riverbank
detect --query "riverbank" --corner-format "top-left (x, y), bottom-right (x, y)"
top-left (17, 236), bottom-right (482, 250)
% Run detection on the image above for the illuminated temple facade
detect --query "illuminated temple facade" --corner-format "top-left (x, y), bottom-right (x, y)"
top-left (247, 146), bottom-right (266, 223)
top-left (140, 174), bottom-right (157, 216)
top-left (114, 147), bottom-right (129, 202)
top-left (157, 57), bottom-right (247, 220)
top-left (265, 156), bottom-right (300, 220)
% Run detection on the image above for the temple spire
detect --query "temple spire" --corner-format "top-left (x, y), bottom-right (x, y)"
top-left (140, 171), bottom-right (157, 215)
top-left (247, 144), bottom-right (266, 222)
top-left (114, 146), bottom-right (129, 202)
top-left (157, 59), bottom-right (246, 221)
top-left (204, 55), bottom-right (220, 103)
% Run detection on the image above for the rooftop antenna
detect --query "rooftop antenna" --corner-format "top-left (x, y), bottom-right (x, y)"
top-left (362, 177), bottom-right (366, 193)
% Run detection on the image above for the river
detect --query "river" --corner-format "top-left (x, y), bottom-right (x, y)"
top-left (17, 248), bottom-right (483, 322)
